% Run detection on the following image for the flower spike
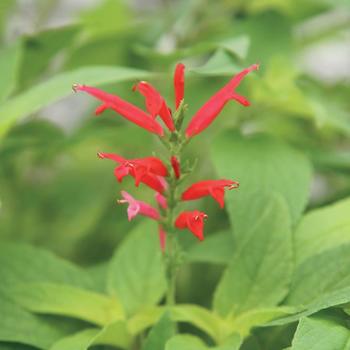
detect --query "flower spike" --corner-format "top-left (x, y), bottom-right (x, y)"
top-left (133, 81), bottom-right (175, 131)
top-left (158, 225), bottom-right (166, 252)
top-left (181, 179), bottom-right (239, 208)
top-left (73, 84), bottom-right (164, 136)
top-left (174, 63), bottom-right (185, 109)
top-left (185, 64), bottom-right (259, 138)
top-left (175, 210), bottom-right (208, 241)
top-left (118, 191), bottom-right (160, 221)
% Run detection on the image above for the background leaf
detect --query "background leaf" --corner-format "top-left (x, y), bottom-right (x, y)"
top-left (107, 221), bottom-right (166, 316)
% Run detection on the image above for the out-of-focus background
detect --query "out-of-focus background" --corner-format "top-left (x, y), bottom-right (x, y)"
top-left (0, 0), bottom-right (350, 267)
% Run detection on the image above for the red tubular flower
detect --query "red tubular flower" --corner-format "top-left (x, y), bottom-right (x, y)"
top-left (175, 210), bottom-right (208, 241)
top-left (98, 152), bottom-right (167, 193)
top-left (181, 179), bottom-right (239, 208)
top-left (133, 81), bottom-right (175, 132)
top-left (185, 64), bottom-right (259, 138)
top-left (174, 63), bottom-right (185, 109)
top-left (118, 191), bottom-right (160, 221)
top-left (170, 156), bottom-right (181, 179)
top-left (72, 84), bottom-right (164, 136)
top-left (155, 192), bottom-right (167, 209)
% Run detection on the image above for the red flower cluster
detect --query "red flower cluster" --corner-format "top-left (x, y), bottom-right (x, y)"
top-left (74, 62), bottom-right (257, 248)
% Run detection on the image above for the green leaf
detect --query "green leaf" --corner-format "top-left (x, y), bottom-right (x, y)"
top-left (294, 197), bottom-right (350, 266)
top-left (0, 65), bottom-right (152, 138)
top-left (17, 26), bottom-right (79, 90)
top-left (166, 334), bottom-right (207, 350)
top-left (212, 131), bottom-right (312, 230)
top-left (287, 244), bottom-right (350, 307)
top-left (290, 317), bottom-right (350, 350)
top-left (49, 321), bottom-right (131, 350)
top-left (0, 243), bottom-right (94, 295)
top-left (9, 282), bottom-right (124, 326)
top-left (142, 312), bottom-right (175, 350)
top-left (214, 193), bottom-right (292, 317)
top-left (107, 221), bottom-right (166, 316)
top-left (0, 291), bottom-right (75, 349)
top-left (191, 50), bottom-right (243, 77)
top-left (165, 333), bottom-right (242, 350)
top-left (228, 307), bottom-right (295, 337)
top-left (171, 305), bottom-right (228, 344)
top-left (0, 41), bottom-right (22, 101)
top-left (188, 230), bottom-right (233, 264)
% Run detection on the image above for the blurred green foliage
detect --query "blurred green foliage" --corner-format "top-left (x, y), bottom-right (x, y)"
top-left (0, 0), bottom-right (350, 349)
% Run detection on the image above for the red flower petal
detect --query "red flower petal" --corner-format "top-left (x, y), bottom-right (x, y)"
top-left (73, 84), bottom-right (164, 136)
top-left (185, 64), bottom-right (258, 138)
top-left (175, 210), bottom-right (207, 241)
top-left (170, 156), bottom-right (181, 179)
top-left (133, 81), bottom-right (175, 131)
top-left (174, 63), bottom-right (185, 109)
top-left (181, 179), bottom-right (239, 208)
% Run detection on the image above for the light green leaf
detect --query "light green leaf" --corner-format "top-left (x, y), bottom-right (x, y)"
top-left (228, 307), bottom-right (295, 337)
top-left (287, 244), bottom-right (350, 307)
top-left (107, 221), bottom-right (166, 316)
top-left (0, 243), bottom-right (93, 295)
top-left (290, 317), bottom-right (350, 350)
top-left (294, 197), bottom-right (350, 266)
top-left (191, 50), bottom-right (243, 76)
top-left (171, 305), bottom-right (229, 344)
top-left (0, 291), bottom-right (76, 349)
top-left (128, 306), bottom-right (164, 335)
top-left (214, 193), bottom-right (292, 317)
top-left (10, 282), bottom-right (124, 326)
top-left (50, 321), bottom-right (131, 350)
top-left (0, 65), bottom-right (152, 138)
top-left (142, 312), bottom-right (175, 350)
top-left (212, 131), bottom-right (312, 230)
top-left (165, 333), bottom-right (242, 350)
top-left (188, 230), bottom-right (233, 264)
top-left (0, 41), bottom-right (22, 101)
top-left (166, 334), bottom-right (207, 350)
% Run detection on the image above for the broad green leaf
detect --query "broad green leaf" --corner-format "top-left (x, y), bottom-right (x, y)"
top-left (0, 291), bottom-right (76, 349)
top-left (287, 244), bottom-right (350, 307)
top-left (214, 193), bottom-right (292, 317)
top-left (0, 41), bottom-right (22, 101)
top-left (0, 65), bottom-right (152, 138)
top-left (290, 317), bottom-right (350, 350)
top-left (188, 230), bottom-right (233, 264)
top-left (128, 306), bottom-right (164, 335)
top-left (0, 243), bottom-right (93, 295)
top-left (294, 197), bottom-right (350, 266)
top-left (142, 312), bottom-right (175, 350)
top-left (107, 221), bottom-right (166, 316)
top-left (50, 321), bottom-right (131, 350)
top-left (10, 283), bottom-right (124, 326)
top-left (212, 131), bottom-right (312, 230)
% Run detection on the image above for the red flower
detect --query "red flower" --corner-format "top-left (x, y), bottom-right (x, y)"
top-left (133, 81), bottom-right (175, 131)
top-left (170, 156), bottom-right (181, 179)
top-left (185, 64), bottom-right (259, 138)
top-left (98, 152), bottom-right (167, 193)
top-left (174, 63), bottom-right (185, 109)
top-left (118, 191), bottom-right (160, 221)
top-left (175, 210), bottom-right (208, 241)
top-left (72, 84), bottom-right (164, 136)
top-left (181, 179), bottom-right (239, 208)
